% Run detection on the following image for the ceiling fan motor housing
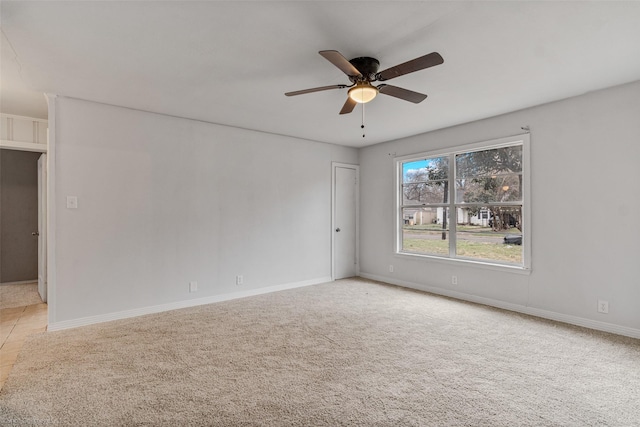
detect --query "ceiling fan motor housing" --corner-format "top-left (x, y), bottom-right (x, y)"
top-left (348, 57), bottom-right (380, 82)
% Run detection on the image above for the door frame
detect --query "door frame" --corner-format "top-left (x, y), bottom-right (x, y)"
top-left (331, 162), bottom-right (360, 280)
top-left (37, 153), bottom-right (47, 302)
top-left (0, 135), bottom-right (47, 298)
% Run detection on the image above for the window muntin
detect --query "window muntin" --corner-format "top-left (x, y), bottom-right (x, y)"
top-left (397, 137), bottom-right (528, 269)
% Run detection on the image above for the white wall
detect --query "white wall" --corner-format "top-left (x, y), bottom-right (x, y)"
top-left (51, 97), bottom-right (357, 326)
top-left (359, 80), bottom-right (640, 337)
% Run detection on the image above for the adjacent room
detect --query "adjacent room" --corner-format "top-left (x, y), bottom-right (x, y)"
top-left (1, 1), bottom-right (639, 425)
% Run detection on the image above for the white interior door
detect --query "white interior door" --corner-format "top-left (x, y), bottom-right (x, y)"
top-left (333, 165), bottom-right (358, 279)
top-left (37, 153), bottom-right (47, 302)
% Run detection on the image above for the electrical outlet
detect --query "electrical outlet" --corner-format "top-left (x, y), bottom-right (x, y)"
top-left (66, 196), bottom-right (78, 209)
top-left (451, 275), bottom-right (458, 285)
top-left (389, 265), bottom-right (394, 273)
top-left (236, 275), bottom-right (243, 285)
top-left (189, 281), bottom-right (198, 293)
top-left (597, 300), bottom-right (609, 314)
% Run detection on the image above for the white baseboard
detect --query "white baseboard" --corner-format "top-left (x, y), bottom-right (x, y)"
top-left (359, 272), bottom-right (640, 340)
top-left (48, 276), bottom-right (332, 331)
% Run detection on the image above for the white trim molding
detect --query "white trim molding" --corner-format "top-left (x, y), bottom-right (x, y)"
top-left (0, 140), bottom-right (48, 152)
top-left (1, 113), bottom-right (48, 151)
top-left (45, 93), bottom-right (57, 326)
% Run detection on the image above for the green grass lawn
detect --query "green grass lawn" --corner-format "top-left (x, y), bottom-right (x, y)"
top-left (402, 238), bottom-right (522, 263)
top-left (404, 224), bottom-right (521, 236)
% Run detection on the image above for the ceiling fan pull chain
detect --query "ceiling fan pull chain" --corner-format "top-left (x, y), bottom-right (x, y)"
top-left (361, 103), bottom-right (365, 138)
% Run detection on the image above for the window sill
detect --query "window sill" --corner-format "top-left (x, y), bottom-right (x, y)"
top-left (395, 251), bottom-right (532, 275)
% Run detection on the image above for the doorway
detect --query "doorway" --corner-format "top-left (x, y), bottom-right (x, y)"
top-left (0, 148), bottom-right (47, 305)
top-left (332, 163), bottom-right (359, 280)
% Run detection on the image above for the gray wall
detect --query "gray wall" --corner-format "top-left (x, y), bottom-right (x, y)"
top-left (51, 97), bottom-right (358, 326)
top-left (359, 80), bottom-right (640, 336)
top-left (0, 149), bottom-right (41, 283)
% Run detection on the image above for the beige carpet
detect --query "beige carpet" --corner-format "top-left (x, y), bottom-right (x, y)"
top-left (0, 282), bottom-right (42, 310)
top-left (1, 278), bottom-right (638, 426)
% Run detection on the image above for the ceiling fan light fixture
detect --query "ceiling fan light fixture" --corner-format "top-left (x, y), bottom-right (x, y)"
top-left (348, 83), bottom-right (378, 104)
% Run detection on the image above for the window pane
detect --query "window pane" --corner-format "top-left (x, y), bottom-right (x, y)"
top-left (456, 173), bottom-right (522, 203)
top-left (402, 208), bottom-right (449, 256)
top-left (456, 145), bottom-right (522, 179)
top-left (402, 156), bottom-right (449, 205)
top-left (455, 206), bottom-right (522, 265)
top-left (455, 145), bottom-right (522, 203)
top-left (403, 181), bottom-right (448, 205)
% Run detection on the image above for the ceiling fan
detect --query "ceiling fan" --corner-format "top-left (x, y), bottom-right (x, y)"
top-left (285, 50), bottom-right (444, 114)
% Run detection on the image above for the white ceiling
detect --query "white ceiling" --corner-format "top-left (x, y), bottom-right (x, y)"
top-left (2, 1), bottom-right (640, 147)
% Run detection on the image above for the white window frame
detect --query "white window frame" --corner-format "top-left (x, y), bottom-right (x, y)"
top-left (394, 133), bottom-right (531, 272)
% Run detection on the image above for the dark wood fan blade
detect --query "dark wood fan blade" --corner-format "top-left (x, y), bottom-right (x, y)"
top-left (319, 50), bottom-right (362, 77)
top-left (285, 85), bottom-right (347, 96)
top-left (339, 97), bottom-right (357, 115)
top-left (376, 52), bottom-right (443, 82)
top-left (378, 84), bottom-right (427, 103)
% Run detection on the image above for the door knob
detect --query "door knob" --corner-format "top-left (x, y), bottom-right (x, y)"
top-left (335, 228), bottom-right (341, 232)
top-left (32, 231), bottom-right (40, 236)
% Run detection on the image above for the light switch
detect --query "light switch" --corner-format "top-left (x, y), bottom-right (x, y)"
top-left (67, 196), bottom-right (78, 209)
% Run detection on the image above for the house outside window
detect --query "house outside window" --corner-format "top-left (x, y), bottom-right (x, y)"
top-left (396, 134), bottom-right (530, 270)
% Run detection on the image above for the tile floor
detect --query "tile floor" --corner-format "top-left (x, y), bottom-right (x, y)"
top-left (0, 303), bottom-right (48, 390)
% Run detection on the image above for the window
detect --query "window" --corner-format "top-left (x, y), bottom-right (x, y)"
top-left (396, 134), bottom-right (530, 269)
